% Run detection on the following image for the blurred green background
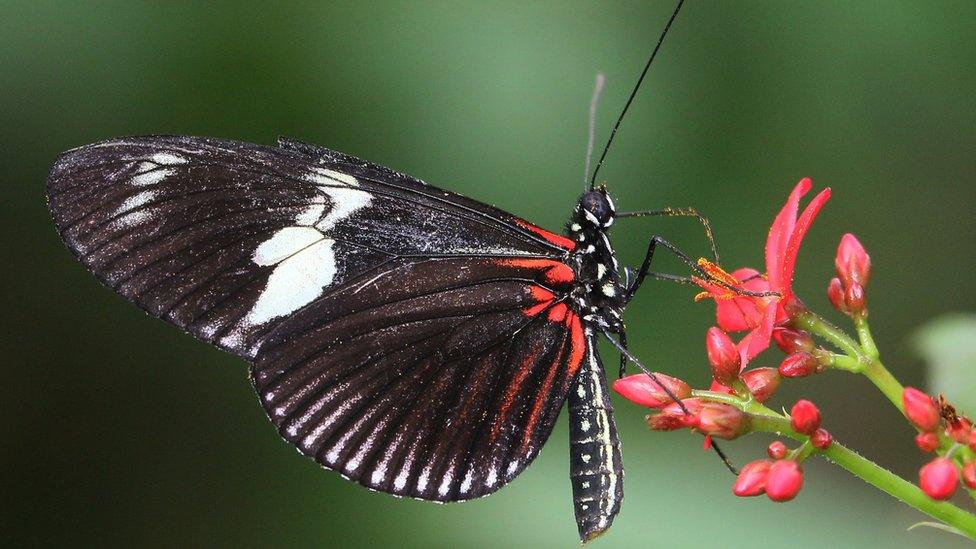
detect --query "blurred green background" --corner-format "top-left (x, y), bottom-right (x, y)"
top-left (4, 1), bottom-right (976, 547)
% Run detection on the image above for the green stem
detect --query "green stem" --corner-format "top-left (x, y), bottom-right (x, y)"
top-left (854, 315), bottom-right (880, 359)
top-left (796, 310), bottom-right (904, 411)
top-left (862, 357), bottom-right (905, 412)
top-left (793, 310), bottom-right (863, 360)
top-left (822, 444), bottom-right (976, 538)
top-left (748, 414), bottom-right (976, 538)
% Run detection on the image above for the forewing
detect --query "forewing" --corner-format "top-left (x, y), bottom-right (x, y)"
top-left (251, 256), bottom-right (589, 501)
top-left (46, 136), bottom-right (573, 358)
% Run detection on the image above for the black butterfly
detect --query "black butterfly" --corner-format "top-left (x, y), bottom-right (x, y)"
top-left (45, 2), bottom-right (713, 541)
top-left (47, 135), bottom-right (637, 539)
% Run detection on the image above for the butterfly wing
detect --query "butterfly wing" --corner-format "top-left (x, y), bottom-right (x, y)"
top-left (46, 135), bottom-right (586, 500)
top-left (46, 136), bottom-right (575, 358)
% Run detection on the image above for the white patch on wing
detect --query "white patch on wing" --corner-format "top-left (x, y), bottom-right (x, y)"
top-left (306, 166), bottom-right (373, 232)
top-left (243, 236), bottom-right (336, 327)
top-left (130, 152), bottom-right (187, 186)
top-left (221, 166), bottom-right (374, 349)
top-left (116, 190), bottom-right (156, 214)
top-left (131, 169), bottom-right (171, 187)
top-left (252, 226), bottom-right (326, 266)
top-left (295, 201), bottom-right (326, 226)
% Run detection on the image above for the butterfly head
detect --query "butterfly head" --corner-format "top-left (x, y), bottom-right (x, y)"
top-left (578, 187), bottom-right (615, 229)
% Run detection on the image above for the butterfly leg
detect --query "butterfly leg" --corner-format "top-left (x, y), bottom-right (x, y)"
top-left (617, 328), bottom-right (628, 379)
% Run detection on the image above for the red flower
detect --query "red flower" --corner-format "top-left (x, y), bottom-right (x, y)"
top-left (963, 462), bottom-right (976, 489)
top-left (613, 372), bottom-right (692, 408)
top-left (790, 400), bottom-right (822, 435)
top-left (919, 458), bottom-right (959, 500)
top-left (903, 387), bottom-right (940, 432)
top-left (733, 460), bottom-right (773, 497)
top-left (772, 327), bottom-right (814, 354)
top-left (778, 351), bottom-right (821, 378)
top-left (835, 233), bottom-right (871, 287)
top-left (914, 432), bottom-right (940, 453)
top-left (646, 398), bottom-right (703, 431)
top-left (810, 428), bottom-right (833, 450)
top-left (766, 460), bottom-right (804, 502)
top-left (705, 327), bottom-right (740, 386)
top-left (696, 179), bottom-right (831, 367)
top-left (741, 368), bottom-right (781, 402)
top-left (767, 441), bottom-right (789, 460)
top-left (694, 403), bottom-right (750, 440)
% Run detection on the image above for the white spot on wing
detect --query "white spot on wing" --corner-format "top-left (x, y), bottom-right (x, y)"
top-left (131, 169), bottom-right (171, 186)
top-left (295, 202), bottom-right (326, 226)
top-left (117, 190), bottom-right (156, 214)
top-left (252, 226), bottom-right (325, 266)
top-left (243, 237), bottom-right (336, 327)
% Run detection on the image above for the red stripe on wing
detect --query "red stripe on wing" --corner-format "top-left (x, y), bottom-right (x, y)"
top-left (515, 219), bottom-right (576, 251)
top-left (497, 258), bottom-right (575, 287)
top-left (566, 312), bottom-right (586, 376)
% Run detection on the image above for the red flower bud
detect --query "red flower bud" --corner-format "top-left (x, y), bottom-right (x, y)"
top-left (613, 372), bottom-right (692, 408)
top-left (843, 281), bottom-right (866, 315)
top-left (914, 432), bottom-right (940, 453)
top-left (963, 462), bottom-right (976, 490)
top-left (919, 458), bottom-right (959, 500)
top-left (767, 440), bottom-right (788, 460)
top-left (772, 327), bottom-right (814, 354)
top-left (732, 460), bottom-right (772, 497)
top-left (948, 418), bottom-right (973, 445)
top-left (810, 428), bottom-right (832, 450)
top-left (902, 387), bottom-right (940, 432)
top-left (705, 327), bottom-right (741, 386)
top-left (742, 368), bottom-right (781, 402)
top-left (835, 233), bottom-right (871, 287)
top-left (790, 400), bottom-right (821, 435)
top-left (827, 277), bottom-right (847, 313)
top-left (647, 398), bottom-right (702, 431)
top-left (766, 460), bottom-right (804, 502)
top-left (778, 352), bottom-right (821, 378)
top-left (694, 403), bottom-right (750, 440)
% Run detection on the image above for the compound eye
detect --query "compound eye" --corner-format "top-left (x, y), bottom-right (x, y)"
top-left (580, 191), bottom-right (613, 225)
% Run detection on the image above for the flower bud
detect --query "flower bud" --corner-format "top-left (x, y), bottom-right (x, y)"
top-left (919, 458), bottom-right (959, 500)
top-left (902, 387), bottom-right (940, 432)
top-left (843, 281), bottom-right (866, 315)
top-left (778, 352), bottom-right (821, 378)
top-left (835, 233), bottom-right (871, 287)
top-left (827, 277), bottom-right (847, 313)
top-left (810, 428), bottom-right (832, 450)
top-left (772, 327), bottom-right (814, 354)
top-left (647, 398), bottom-right (702, 431)
top-left (732, 460), bottom-right (772, 497)
top-left (767, 440), bottom-right (788, 460)
top-left (963, 462), bottom-right (976, 490)
top-left (766, 460), bottom-right (804, 502)
top-left (948, 418), bottom-right (973, 445)
top-left (914, 432), bottom-right (940, 453)
top-left (706, 327), bottom-right (741, 386)
top-left (742, 368), bottom-right (781, 402)
top-left (694, 403), bottom-right (750, 440)
top-left (613, 372), bottom-right (692, 408)
top-left (790, 400), bottom-right (821, 435)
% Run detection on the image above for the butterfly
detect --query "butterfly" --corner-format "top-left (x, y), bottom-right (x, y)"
top-left (45, 1), bottom-right (708, 542)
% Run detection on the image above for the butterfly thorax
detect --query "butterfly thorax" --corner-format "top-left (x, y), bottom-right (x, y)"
top-left (567, 188), bottom-right (625, 332)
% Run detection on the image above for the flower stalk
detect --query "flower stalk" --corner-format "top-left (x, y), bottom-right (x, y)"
top-left (614, 180), bottom-right (976, 539)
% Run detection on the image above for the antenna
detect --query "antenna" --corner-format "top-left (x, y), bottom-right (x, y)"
top-left (583, 73), bottom-right (606, 189)
top-left (588, 0), bottom-right (685, 188)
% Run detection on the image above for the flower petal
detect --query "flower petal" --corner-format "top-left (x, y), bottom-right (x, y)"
top-left (781, 187), bottom-right (831, 295)
top-left (765, 178), bottom-right (811, 290)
